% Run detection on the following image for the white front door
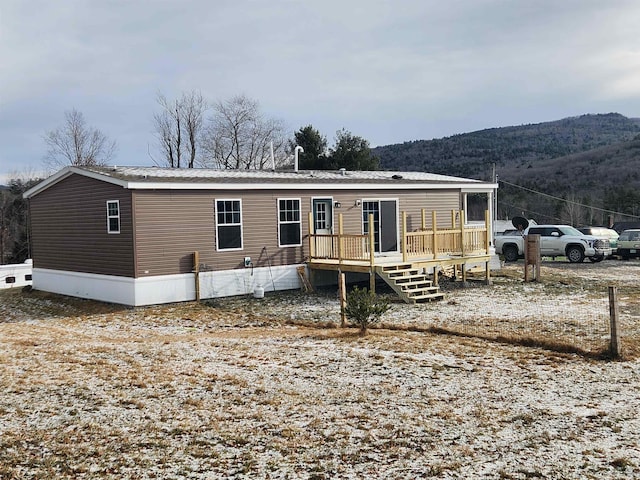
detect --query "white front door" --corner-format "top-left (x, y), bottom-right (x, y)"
top-left (312, 198), bottom-right (334, 257)
top-left (313, 199), bottom-right (333, 234)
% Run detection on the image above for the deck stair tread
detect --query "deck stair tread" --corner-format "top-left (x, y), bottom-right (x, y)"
top-left (376, 262), bottom-right (444, 304)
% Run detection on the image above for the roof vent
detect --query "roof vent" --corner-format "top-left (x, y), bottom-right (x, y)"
top-left (339, 168), bottom-right (346, 176)
top-left (392, 174), bottom-right (403, 179)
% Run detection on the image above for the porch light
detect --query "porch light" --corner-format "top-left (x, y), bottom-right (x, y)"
top-left (355, 199), bottom-right (362, 207)
top-left (334, 201), bottom-right (342, 208)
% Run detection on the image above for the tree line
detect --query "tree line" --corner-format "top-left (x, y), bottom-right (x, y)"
top-left (44, 92), bottom-right (378, 173)
top-left (1, 92), bottom-right (379, 264)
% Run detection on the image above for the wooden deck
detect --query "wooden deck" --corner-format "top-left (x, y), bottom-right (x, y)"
top-left (307, 209), bottom-right (492, 294)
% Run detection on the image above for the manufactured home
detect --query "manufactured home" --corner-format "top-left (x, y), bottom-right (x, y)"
top-left (24, 166), bottom-right (497, 306)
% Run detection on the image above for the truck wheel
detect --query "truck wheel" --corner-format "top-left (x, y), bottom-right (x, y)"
top-left (588, 255), bottom-right (604, 263)
top-left (503, 245), bottom-right (519, 262)
top-left (566, 246), bottom-right (585, 263)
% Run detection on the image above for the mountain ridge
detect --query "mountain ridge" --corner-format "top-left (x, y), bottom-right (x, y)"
top-left (372, 113), bottom-right (640, 224)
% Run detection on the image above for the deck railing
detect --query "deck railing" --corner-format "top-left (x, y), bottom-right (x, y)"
top-left (402, 210), bottom-right (490, 262)
top-left (309, 209), bottom-right (490, 264)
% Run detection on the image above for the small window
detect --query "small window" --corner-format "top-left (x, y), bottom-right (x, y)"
top-left (278, 198), bottom-right (301, 247)
top-left (25, 274), bottom-right (32, 281)
top-left (5, 276), bottom-right (15, 284)
top-left (106, 200), bottom-right (120, 234)
top-left (216, 199), bottom-right (243, 250)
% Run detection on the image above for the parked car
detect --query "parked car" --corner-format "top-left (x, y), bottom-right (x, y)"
top-left (577, 227), bottom-right (619, 255)
top-left (617, 229), bottom-right (640, 259)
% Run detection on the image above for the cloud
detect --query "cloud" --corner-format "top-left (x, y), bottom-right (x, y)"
top-left (1, 0), bottom-right (640, 176)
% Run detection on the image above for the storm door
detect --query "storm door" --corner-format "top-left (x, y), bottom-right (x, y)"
top-left (362, 200), bottom-right (398, 254)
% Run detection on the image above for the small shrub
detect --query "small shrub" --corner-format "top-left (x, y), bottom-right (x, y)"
top-left (345, 286), bottom-right (390, 335)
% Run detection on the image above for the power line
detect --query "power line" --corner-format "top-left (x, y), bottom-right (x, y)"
top-left (499, 179), bottom-right (640, 220)
top-left (498, 200), bottom-right (564, 223)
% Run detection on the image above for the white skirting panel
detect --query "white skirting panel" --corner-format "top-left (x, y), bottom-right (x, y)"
top-left (198, 264), bottom-right (304, 299)
top-left (32, 264), bottom-right (305, 306)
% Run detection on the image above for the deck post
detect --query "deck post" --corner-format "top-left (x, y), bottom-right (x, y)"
top-left (308, 212), bottom-right (314, 259)
top-left (432, 210), bottom-right (438, 260)
top-left (337, 213), bottom-right (344, 272)
top-left (460, 210), bottom-right (466, 257)
top-left (369, 213), bottom-right (376, 294)
top-left (339, 273), bottom-right (347, 327)
top-left (402, 211), bottom-right (408, 263)
top-left (484, 209), bottom-right (492, 285)
top-left (421, 208), bottom-right (427, 230)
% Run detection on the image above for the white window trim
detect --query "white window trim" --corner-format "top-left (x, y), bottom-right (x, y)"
top-left (106, 200), bottom-right (120, 234)
top-left (278, 198), bottom-right (302, 247)
top-left (215, 198), bottom-right (243, 251)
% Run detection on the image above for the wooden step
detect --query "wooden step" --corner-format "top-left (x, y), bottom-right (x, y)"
top-left (394, 276), bottom-right (431, 286)
top-left (410, 292), bottom-right (445, 303)
top-left (386, 268), bottom-right (420, 277)
top-left (406, 286), bottom-right (441, 296)
top-left (376, 262), bottom-right (444, 304)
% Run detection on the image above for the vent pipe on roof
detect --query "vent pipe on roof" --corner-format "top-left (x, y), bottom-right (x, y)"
top-left (294, 146), bottom-right (304, 172)
top-left (340, 168), bottom-right (346, 176)
top-left (270, 141), bottom-right (275, 171)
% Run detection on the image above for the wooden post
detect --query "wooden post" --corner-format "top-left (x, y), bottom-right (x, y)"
top-left (460, 210), bottom-right (466, 257)
top-left (609, 286), bottom-right (621, 358)
top-left (368, 213), bottom-right (376, 294)
top-left (337, 213), bottom-right (344, 268)
top-left (193, 251), bottom-right (200, 301)
top-left (524, 235), bottom-right (541, 282)
top-left (308, 211), bottom-right (314, 259)
top-left (484, 209), bottom-right (492, 285)
top-left (339, 273), bottom-right (347, 327)
top-left (451, 209), bottom-right (456, 228)
top-left (432, 210), bottom-right (438, 260)
top-left (402, 211), bottom-right (408, 263)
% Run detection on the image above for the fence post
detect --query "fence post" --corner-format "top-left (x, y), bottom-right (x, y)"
top-left (608, 286), bottom-right (622, 358)
top-left (193, 251), bottom-right (200, 301)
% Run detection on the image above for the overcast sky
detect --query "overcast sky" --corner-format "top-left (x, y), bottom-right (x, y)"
top-left (1, 0), bottom-right (640, 182)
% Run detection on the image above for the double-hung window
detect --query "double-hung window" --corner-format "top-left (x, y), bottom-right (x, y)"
top-left (278, 198), bottom-right (301, 247)
top-left (106, 200), bottom-right (120, 234)
top-left (216, 199), bottom-right (243, 250)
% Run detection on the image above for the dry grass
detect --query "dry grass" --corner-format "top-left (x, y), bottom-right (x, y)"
top-left (1, 260), bottom-right (640, 478)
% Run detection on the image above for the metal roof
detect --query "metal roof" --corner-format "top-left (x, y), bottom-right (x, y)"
top-left (24, 165), bottom-right (497, 198)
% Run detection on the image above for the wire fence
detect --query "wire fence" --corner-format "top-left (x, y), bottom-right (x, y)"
top-left (381, 275), bottom-right (639, 359)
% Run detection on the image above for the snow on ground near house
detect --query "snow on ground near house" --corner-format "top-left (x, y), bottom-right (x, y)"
top-left (1, 261), bottom-right (640, 479)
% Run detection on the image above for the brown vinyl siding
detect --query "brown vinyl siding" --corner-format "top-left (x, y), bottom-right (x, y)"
top-left (29, 174), bottom-right (134, 276)
top-left (132, 188), bottom-right (461, 276)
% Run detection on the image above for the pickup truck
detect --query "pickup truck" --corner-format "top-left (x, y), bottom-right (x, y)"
top-left (495, 224), bottom-right (612, 263)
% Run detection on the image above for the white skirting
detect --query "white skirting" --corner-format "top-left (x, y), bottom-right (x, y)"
top-left (32, 265), bottom-right (305, 306)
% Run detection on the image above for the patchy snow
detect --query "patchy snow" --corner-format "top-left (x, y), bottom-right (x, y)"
top-left (1, 261), bottom-right (640, 479)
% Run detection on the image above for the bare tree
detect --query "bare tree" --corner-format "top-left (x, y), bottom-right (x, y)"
top-left (201, 95), bottom-right (288, 170)
top-left (153, 91), bottom-right (207, 168)
top-left (44, 109), bottom-right (116, 169)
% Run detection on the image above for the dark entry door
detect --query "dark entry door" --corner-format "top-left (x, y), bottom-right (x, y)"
top-left (362, 200), bottom-right (398, 253)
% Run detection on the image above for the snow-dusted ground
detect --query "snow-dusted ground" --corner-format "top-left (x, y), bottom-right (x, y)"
top-left (1, 261), bottom-right (639, 479)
